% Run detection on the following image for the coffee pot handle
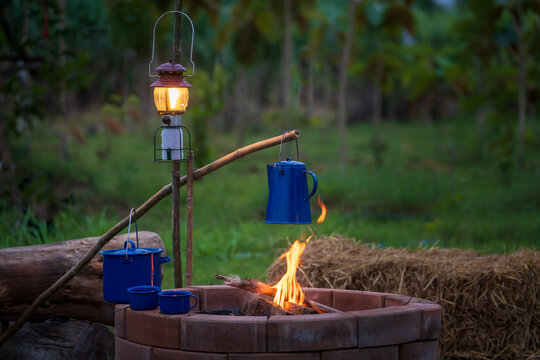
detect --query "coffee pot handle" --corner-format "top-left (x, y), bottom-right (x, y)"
top-left (304, 171), bottom-right (318, 200)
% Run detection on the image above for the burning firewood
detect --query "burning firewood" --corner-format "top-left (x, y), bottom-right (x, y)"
top-left (215, 274), bottom-right (275, 297)
top-left (214, 274), bottom-right (341, 315)
top-left (214, 229), bottom-right (342, 316)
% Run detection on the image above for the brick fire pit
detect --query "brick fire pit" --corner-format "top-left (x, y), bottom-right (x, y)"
top-left (115, 285), bottom-right (441, 359)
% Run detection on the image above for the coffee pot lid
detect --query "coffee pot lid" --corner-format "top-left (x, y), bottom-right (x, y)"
top-left (273, 157), bottom-right (305, 167)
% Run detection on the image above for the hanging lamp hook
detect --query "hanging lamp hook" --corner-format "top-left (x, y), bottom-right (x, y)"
top-left (149, 11), bottom-right (195, 78)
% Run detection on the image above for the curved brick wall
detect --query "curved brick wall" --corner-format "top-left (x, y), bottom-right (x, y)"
top-left (115, 285), bottom-right (441, 359)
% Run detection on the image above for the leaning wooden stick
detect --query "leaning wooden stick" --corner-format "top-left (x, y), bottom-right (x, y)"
top-left (0, 129), bottom-right (301, 346)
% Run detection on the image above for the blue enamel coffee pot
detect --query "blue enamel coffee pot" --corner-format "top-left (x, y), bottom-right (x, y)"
top-left (265, 137), bottom-right (318, 224)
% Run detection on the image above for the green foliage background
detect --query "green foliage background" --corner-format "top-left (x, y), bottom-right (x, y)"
top-left (1, 0), bottom-right (539, 286)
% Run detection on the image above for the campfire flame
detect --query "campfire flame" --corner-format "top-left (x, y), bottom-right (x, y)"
top-left (317, 196), bottom-right (326, 223)
top-left (272, 235), bottom-right (312, 310)
top-left (270, 198), bottom-right (327, 311)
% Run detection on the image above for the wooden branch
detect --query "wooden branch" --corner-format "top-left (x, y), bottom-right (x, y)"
top-left (0, 129), bottom-right (301, 346)
top-left (189, 129), bottom-right (301, 184)
top-left (304, 300), bottom-right (344, 314)
top-left (214, 274), bottom-right (276, 297)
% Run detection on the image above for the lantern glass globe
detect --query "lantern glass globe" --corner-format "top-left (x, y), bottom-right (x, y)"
top-left (153, 87), bottom-right (189, 114)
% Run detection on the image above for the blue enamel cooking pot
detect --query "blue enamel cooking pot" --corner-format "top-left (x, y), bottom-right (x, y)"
top-left (99, 240), bottom-right (170, 303)
top-left (265, 158), bottom-right (318, 224)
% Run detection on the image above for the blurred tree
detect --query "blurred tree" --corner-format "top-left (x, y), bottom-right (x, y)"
top-left (189, 64), bottom-right (228, 166)
top-left (337, 0), bottom-right (359, 167)
top-left (447, 0), bottom-right (540, 172)
top-left (353, 0), bottom-right (415, 168)
top-left (0, 0), bottom-right (100, 208)
top-left (215, 1), bottom-right (281, 145)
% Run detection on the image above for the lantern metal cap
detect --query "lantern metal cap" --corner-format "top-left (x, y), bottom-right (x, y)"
top-left (155, 61), bottom-right (187, 73)
top-left (150, 61), bottom-right (192, 88)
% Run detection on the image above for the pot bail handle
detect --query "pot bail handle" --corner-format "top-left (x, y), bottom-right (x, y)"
top-left (304, 171), bottom-right (318, 201)
top-left (123, 240), bottom-right (136, 260)
top-left (126, 208), bottom-right (139, 249)
top-left (278, 130), bottom-right (300, 173)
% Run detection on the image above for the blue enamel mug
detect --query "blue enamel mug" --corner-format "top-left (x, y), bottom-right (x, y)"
top-left (127, 285), bottom-right (160, 310)
top-left (158, 290), bottom-right (198, 314)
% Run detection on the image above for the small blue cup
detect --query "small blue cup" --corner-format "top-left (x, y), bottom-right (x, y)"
top-left (158, 290), bottom-right (198, 314)
top-left (127, 285), bottom-right (160, 310)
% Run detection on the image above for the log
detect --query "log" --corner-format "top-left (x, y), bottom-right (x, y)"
top-left (1, 318), bottom-right (114, 360)
top-left (214, 274), bottom-right (335, 314)
top-left (0, 231), bottom-right (165, 325)
top-left (241, 293), bottom-right (291, 316)
top-left (214, 274), bottom-right (276, 297)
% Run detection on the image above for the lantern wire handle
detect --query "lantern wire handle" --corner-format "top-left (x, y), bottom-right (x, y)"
top-left (149, 10), bottom-right (195, 78)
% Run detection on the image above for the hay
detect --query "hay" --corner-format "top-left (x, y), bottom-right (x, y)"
top-left (267, 234), bottom-right (539, 359)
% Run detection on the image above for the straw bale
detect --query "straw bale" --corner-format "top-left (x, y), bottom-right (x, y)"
top-left (267, 234), bottom-right (539, 359)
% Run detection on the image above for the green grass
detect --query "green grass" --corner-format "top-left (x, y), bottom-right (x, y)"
top-left (1, 118), bottom-right (539, 288)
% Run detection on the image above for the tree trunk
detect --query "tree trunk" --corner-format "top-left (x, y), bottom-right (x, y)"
top-left (0, 115), bottom-right (22, 208)
top-left (306, 53), bottom-right (314, 120)
top-left (372, 56), bottom-right (384, 127)
top-left (235, 68), bottom-right (247, 147)
top-left (0, 231), bottom-right (165, 325)
top-left (337, 0), bottom-right (357, 167)
top-left (514, 0), bottom-right (526, 169)
top-left (1, 318), bottom-right (115, 360)
top-left (283, 0), bottom-right (293, 127)
top-left (57, 0), bottom-right (69, 161)
top-left (476, 107), bottom-right (487, 157)
top-left (173, 0), bottom-right (184, 64)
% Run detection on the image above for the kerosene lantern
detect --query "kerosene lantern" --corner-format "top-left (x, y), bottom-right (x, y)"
top-left (151, 60), bottom-right (192, 161)
top-left (148, 11), bottom-right (195, 162)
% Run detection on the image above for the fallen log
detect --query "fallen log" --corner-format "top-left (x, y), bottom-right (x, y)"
top-left (214, 274), bottom-right (339, 314)
top-left (1, 318), bottom-right (114, 360)
top-left (0, 231), bottom-right (165, 325)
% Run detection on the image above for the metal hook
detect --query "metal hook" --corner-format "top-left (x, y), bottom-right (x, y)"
top-left (149, 11), bottom-right (195, 78)
top-left (278, 130), bottom-right (300, 173)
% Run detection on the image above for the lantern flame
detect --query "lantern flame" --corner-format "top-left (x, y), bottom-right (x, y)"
top-left (168, 88), bottom-right (181, 109)
top-left (272, 235), bottom-right (312, 310)
top-left (317, 196), bottom-right (327, 223)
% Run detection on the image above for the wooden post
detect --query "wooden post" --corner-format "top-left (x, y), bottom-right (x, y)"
top-left (171, 0), bottom-right (184, 288)
top-left (186, 151), bottom-right (194, 285)
top-left (171, 162), bottom-right (182, 287)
